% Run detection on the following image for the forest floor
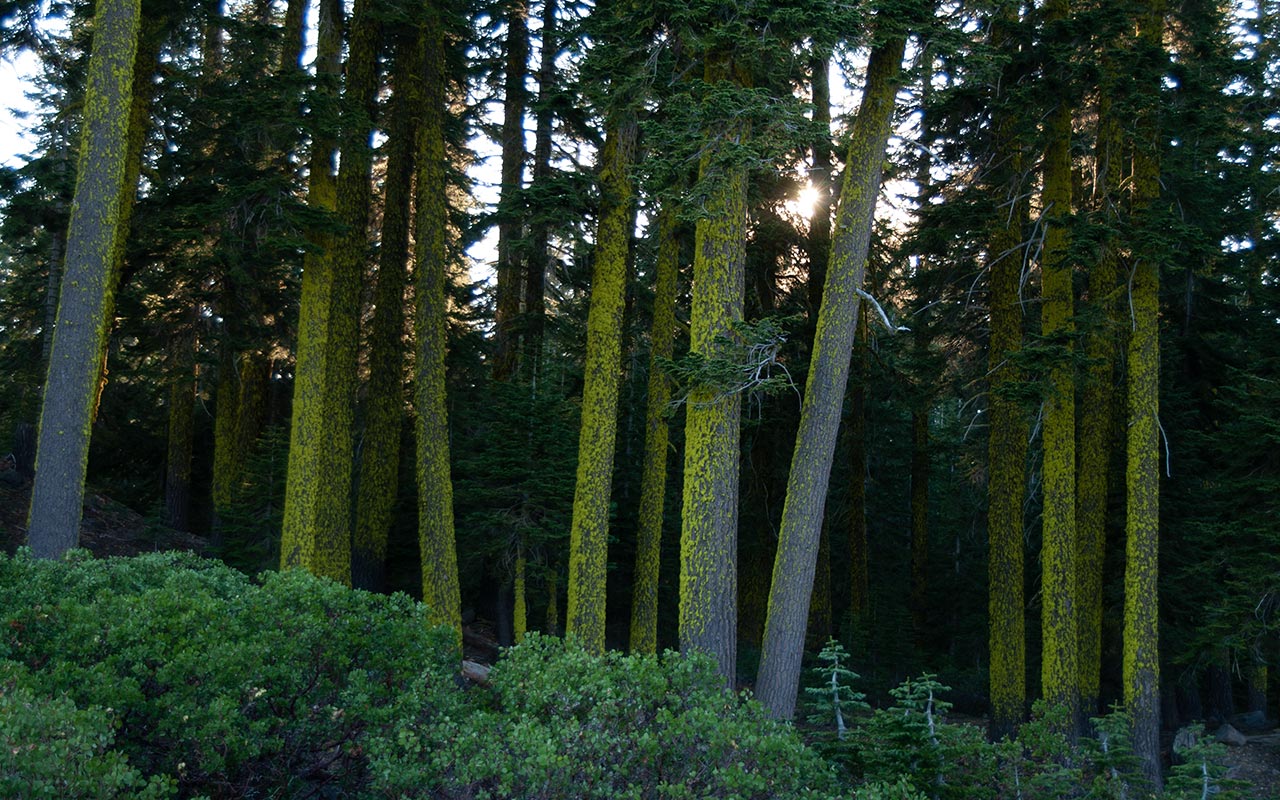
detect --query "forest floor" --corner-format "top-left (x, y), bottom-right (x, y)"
top-left (4, 479), bottom-right (1280, 797)
top-left (1222, 730), bottom-right (1280, 799)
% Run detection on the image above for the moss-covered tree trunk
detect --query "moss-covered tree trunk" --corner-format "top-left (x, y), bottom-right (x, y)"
top-left (353, 29), bottom-right (420, 591)
top-left (211, 350), bottom-right (269, 536)
top-left (630, 205), bottom-right (680, 653)
top-left (986, 7), bottom-right (1031, 740)
top-left (755, 37), bottom-right (906, 719)
top-left (1075, 76), bottom-right (1123, 723)
top-left (280, 0), bottom-right (345, 578)
top-left (282, 0), bottom-right (380, 584)
top-left (415, 4), bottom-right (462, 647)
top-left (1038, 0), bottom-right (1079, 728)
top-left (1124, 0), bottom-right (1164, 784)
top-left (493, 0), bottom-right (529, 383)
top-left (680, 53), bottom-right (750, 689)
top-left (566, 114), bottom-right (638, 651)
top-left (27, 0), bottom-right (141, 558)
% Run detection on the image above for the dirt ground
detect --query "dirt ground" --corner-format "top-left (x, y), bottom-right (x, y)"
top-left (1223, 732), bottom-right (1280, 799)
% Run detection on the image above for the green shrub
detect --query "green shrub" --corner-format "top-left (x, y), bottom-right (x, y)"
top-left (372, 634), bottom-right (844, 800)
top-left (0, 549), bottom-right (461, 798)
top-left (0, 673), bottom-right (175, 799)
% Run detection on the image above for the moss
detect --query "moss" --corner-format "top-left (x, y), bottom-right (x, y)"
top-left (415, 7), bottom-right (461, 650)
top-left (27, 0), bottom-right (142, 558)
top-left (680, 53), bottom-right (749, 687)
top-left (1038, 0), bottom-right (1079, 729)
top-left (1124, 4), bottom-right (1164, 783)
top-left (985, 8), bottom-right (1031, 738)
top-left (354, 19), bottom-right (420, 591)
top-left (566, 115), bottom-right (637, 652)
top-left (629, 206), bottom-right (680, 654)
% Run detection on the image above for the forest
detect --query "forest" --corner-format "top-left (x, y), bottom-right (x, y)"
top-left (0, 0), bottom-right (1277, 796)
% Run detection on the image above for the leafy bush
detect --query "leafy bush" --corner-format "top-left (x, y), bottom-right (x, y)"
top-left (0, 549), bottom-right (461, 798)
top-left (373, 634), bottom-right (844, 799)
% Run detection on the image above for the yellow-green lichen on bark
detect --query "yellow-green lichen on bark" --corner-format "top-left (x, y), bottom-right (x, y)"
top-left (1075, 73), bottom-right (1123, 720)
top-left (281, 0), bottom-right (346, 582)
top-left (1124, 0), bottom-right (1164, 785)
top-left (1038, 0), bottom-right (1078, 728)
top-left (986, 6), bottom-right (1031, 737)
top-left (566, 114), bottom-right (638, 652)
top-left (354, 25), bottom-right (420, 591)
top-left (679, 53), bottom-right (749, 688)
top-left (629, 205), bottom-right (681, 654)
top-left (27, 0), bottom-right (142, 558)
top-left (514, 548), bottom-right (528, 644)
top-left (755, 36), bottom-right (905, 720)
top-left (414, 4), bottom-right (462, 650)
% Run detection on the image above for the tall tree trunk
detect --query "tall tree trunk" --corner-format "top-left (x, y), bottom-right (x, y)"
top-left (415, 3), bottom-right (462, 648)
top-left (523, 0), bottom-right (557, 376)
top-left (566, 114), bottom-right (638, 651)
top-left (629, 205), bottom-right (680, 653)
top-left (281, 0), bottom-right (346, 578)
top-left (1075, 74), bottom-right (1123, 724)
top-left (986, 7), bottom-right (1031, 740)
top-left (1039, 0), bottom-right (1079, 730)
top-left (354, 29), bottom-right (420, 591)
top-left (680, 52), bottom-right (750, 689)
top-left (808, 51), bottom-right (832, 319)
top-left (493, 0), bottom-right (529, 382)
top-left (27, 0), bottom-right (142, 557)
top-left (1124, 0), bottom-right (1165, 784)
top-left (755, 36), bottom-right (906, 719)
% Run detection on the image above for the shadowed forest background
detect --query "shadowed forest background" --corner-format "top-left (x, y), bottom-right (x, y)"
top-left (0, 0), bottom-right (1278, 792)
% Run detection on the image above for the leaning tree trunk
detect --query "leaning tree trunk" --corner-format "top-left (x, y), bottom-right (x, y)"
top-left (27, 0), bottom-right (141, 558)
top-left (754, 36), bottom-right (906, 720)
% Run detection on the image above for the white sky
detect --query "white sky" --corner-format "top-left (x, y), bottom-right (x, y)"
top-left (0, 48), bottom-right (40, 168)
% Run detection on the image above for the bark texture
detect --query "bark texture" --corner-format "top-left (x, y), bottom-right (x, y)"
top-left (754, 37), bottom-right (906, 719)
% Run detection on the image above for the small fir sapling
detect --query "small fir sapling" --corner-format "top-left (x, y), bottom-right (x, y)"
top-left (804, 637), bottom-right (869, 740)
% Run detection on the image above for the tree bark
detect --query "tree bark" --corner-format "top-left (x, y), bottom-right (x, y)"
top-left (755, 37), bottom-right (906, 719)
top-left (415, 3), bottom-right (462, 649)
top-left (27, 0), bottom-right (141, 558)
top-left (493, 0), bottom-right (529, 382)
top-left (629, 205), bottom-right (680, 653)
top-left (566, 114), bottom-right (638, 651)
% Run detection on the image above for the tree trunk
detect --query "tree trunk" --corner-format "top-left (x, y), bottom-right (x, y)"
top-left (755, 37), bottom-right (906, 719)
top-left (1038, 0), bottom-right (1079, 731)
top-left (1124, 0), bottom-right (1165, 784)
top-left (27, 0), bottom-right (141, 558)
top-left (163, 335), bottom-right (196, 533)
top-left (680, 52), bottom-right (750, 689)
top-left (415, 3), bottom-right (462, 648)
top-left (566, 114), bottom-right (638, 651)
top-left (493, 0), bottom-right (529, 382)
top-left (985, 7), bottom-right (1031, 740)
top-left (523, 0), bottom-right (557, 376)
top-left (280, 0), bottom-right (346, 579)
top-left (629, 205), bottom-right (680, 653)
top-left (354, 28), bottom-right (420, 592)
